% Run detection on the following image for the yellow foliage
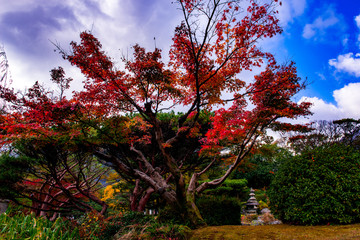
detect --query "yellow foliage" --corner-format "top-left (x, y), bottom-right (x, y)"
top-left (101, 185), bottom-right (116, 202)
top-left (102, 171), bottom-right (121, 182)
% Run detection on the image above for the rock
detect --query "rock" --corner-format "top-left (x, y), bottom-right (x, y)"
top-left (0, 199), bottom-right (10, 214)
top-left (270, 220), bottom-right (282, 225)
top-left (261, 208), bottom-right (271, 214)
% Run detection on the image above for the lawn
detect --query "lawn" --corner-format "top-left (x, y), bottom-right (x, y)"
top-left (190, 224), bottom-right (360, 240)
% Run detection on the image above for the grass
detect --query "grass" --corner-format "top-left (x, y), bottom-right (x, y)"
top-left (0, 213), bottom-right (79, 240)
top-left (189, 224), bottom-right (360, 240)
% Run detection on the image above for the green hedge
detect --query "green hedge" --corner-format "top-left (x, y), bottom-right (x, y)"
top-left (157, 196), bottom-right (242, 226)
top-left (197, 196), bottom-right (242, 225)
top-left (269, 144), bottom-right (360, 225)
top-left (202, 179), bottom-right (248, 200)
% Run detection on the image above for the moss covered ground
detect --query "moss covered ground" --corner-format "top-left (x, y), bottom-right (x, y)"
top-left (189, 224), bottom-right (360, 240)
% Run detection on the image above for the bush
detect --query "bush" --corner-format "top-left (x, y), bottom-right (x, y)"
top-left (113, 220), bottom-right (191, 240)
top-left (268, 144), bottom-right (360, 225)
top-left (75, 210), bottom-right (191, 240)
top-left (196, 196), bottom-right (242, 225)
top-left (202, 179), bottom-right (248, 200)
top-left (0, 154), bottom-right (31, 201)
top-left (0, 213), bottom-right (79, 239)
top-left (75, 211), bottom-right (152, 239)
top-left (111, 212), bottom-right (191, 240)
top-left (157, 205), bottom-right (186, 226)
top-left (258, 200), bottom-right (268, 210)
top-left (232, 144), bottom-right (291, 189)
top-left (0, 211), bottom-right (190, 240)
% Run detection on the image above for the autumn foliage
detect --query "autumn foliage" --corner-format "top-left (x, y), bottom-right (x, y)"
top-left (0, 0), bottom-right (310, 226)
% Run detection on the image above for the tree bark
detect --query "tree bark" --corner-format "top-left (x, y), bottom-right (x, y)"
top-left (137, 187), bottom-right (155, 212)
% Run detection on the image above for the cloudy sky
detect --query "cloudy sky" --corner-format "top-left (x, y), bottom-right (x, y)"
top-left (0, 0), bottom-right (360, 123)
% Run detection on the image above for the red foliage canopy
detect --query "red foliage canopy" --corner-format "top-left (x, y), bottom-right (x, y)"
top-left (0, 0), bottom-right (311, 225)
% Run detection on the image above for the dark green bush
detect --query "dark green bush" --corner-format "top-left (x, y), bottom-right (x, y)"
top-left (0, 154), bottom-right (32, 200)
top-left (158, 195), bottom-right (242, 226)
top-left (202, 179), bottom-right (248, 200)
top-left (196, 196), bottom-right (241, 225)
top-left (118, 210), bottom-right (152, 226)
top-left (128, 220), bottom-right (191, 240)
top-left (157, 205), bottom-right (186, 226)
top-left (233, 156), bottom-right (277, 189)
top-left (232, 144), bottom-right (291, 189)
top-left (269, 144), bottom-right (360, 225)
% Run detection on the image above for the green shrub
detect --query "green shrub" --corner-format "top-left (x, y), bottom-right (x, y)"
top-left (75, 210), bottom-right (152, 239)
top-left (233, 156), bottom-right (276, 189)
top-left (202, 179), bottom-right (248, 200)
top-left (112, 212), bottom-right (191, 240)
top-left (117, 210), bottom-right (152, 226)
top-left (0, 211), bottom-right (190, 240)
top-left (0, 154), bottom-right (32, 201)
top-left (269, 144), bottom-right (360, 225)
top-left (258, 200), bottom-right (268, 210)
top-left (117, 221), bottom-right (191, 240)
top-left (232, 144), bottom-right (291, 189)
top-left (196, 196), bottom-right (242, 225)
top-left (75, 210), bottom-right (191, 240)
top-left (254, 189), bottom-right (270, 206)
top-left (0, 213), bottom-right (79, 239)
top-left (157, 205), bottom-right (186, 226)
top-left (157, 195), bottom-right (242, 226)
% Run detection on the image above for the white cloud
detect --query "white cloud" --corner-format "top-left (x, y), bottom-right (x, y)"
top-left (1, 0), bottom-right (181, 92)
top-left (333, 83), bottom-right (360, 117)
top-left (1, 0), bottom-right (293, 95)
top-left (316, 72), bottom-right (326, 80)
top-left (302, 8), bottom-right (339, 39)
top-left (342, 35), bottom-right (349, 47)
top-left (302, 25), bottom-right (316, 39)
top-left (297, 83), bottom-right (360, 122)
top-left (354, 14), bottom-right (360, 48)
top-left (277, 0), bottom-right (307, 27)
top-left (329, 14), bottom-right (360, 76)
top-left (298, 97), bottom-right (341, 121)
top-left (329, 53), bottom-right (360, 77)
top-left (355, 14), bottom-right (360, 29)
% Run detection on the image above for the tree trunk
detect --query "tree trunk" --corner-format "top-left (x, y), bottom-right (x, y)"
top-left (184, 192), bottom-right (206, 228)
top-left (154, 171), bottom-right (206, 228)
top-left (130, 179), bottom-right (143, 211)
top-left (130, 179), bottom-right (155, 212)
top-left (137, 187), bottom-right (155, 212)
top-left (182, 173), bottom-right (206, 228)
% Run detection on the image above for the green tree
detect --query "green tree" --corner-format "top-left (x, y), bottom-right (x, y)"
top-left (232, 143), bottom-right (291, 189)
top-left (269, 143), bottom-right (360, 225)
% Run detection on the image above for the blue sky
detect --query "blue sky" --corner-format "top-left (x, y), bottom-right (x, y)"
top-left (0, 0), bottom-right (360, 122)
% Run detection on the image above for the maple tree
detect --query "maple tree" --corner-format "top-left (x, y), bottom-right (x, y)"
top-left (0, 0), bottom-right (311, 226)
top-left (0, 143), bottom-right (109, 220)
top-left (92, 111), bottom-right (213, 213)
top-left (0, 67), bottom-right (109, 218)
